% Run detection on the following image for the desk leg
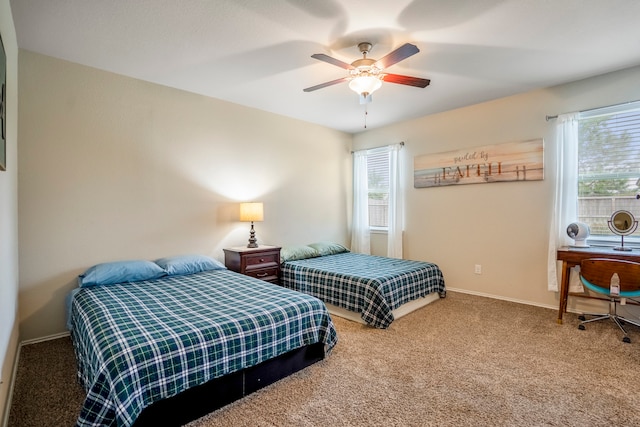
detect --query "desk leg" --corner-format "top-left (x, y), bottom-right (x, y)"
top-left (557, 261), bottom-right (570, 324)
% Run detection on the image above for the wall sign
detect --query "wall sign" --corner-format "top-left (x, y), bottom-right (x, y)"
top-left (414, 139), bottom-right (544, 188)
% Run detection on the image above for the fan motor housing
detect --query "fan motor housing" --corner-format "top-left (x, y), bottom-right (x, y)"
top-left (351, 58), bottom-right (377, 68)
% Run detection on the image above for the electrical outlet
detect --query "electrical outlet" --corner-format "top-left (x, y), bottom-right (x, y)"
top-left (474, 264), bottom-right (482, 274)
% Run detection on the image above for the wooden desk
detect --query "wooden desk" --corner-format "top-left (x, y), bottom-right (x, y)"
top-left (556, 246), bottom-right (640, 323)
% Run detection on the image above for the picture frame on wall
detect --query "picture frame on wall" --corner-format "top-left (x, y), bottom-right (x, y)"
top-left (0, 30), bottom-right (6, 171)
top-left (413, 139), bottom-right (544, 188)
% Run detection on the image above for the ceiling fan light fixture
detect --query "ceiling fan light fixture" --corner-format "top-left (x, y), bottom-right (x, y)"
top-left (348, 75), bottom-right (382, 97)
top-left (304, 42), bottom-right (428, 103)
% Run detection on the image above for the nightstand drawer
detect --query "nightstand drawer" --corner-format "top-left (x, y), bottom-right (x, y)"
top-left (244, 252), bottom-right (279, 268)
top-left (244, 267), bottom-right (279, 282)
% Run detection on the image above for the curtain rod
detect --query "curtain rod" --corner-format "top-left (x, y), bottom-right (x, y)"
top-left (545, 99), bottom-right (640, 121)
top-left (351, 141), bottom-right (404, 154)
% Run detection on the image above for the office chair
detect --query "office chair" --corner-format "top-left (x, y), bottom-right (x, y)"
top-left (578, 258), bottom-right (640, 343)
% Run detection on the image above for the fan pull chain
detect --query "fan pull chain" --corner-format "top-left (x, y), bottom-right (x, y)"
top-left (364, 104), bottom-right (368, 129)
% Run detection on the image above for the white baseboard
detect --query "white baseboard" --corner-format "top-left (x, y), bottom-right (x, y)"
top-left (446, 287), bottom-right (561, 312)
top-left (2, 331), bottom-right (72, 427)
top-left (20, 331), bottom-right (70, 347)
top-left (2, 345), bottom-right (20, 427)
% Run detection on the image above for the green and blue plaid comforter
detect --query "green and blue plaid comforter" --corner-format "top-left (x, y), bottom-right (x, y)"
top-left (281, 252), bottom-right (445, 328)
top-left (70, 269), bottom-right (337, 427)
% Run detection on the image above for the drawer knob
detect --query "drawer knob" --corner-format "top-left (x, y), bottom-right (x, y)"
top-left (260, 258), bottom-right (265, 262)
top-left (257, 272), bottom-right (268, 277)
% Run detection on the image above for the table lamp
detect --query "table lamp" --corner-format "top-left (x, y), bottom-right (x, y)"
top-left (240, 202), bottom-right (264, 248)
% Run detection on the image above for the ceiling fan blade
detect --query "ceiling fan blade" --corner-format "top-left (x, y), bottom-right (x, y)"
top-left (375, 43), bottom-right (420, 69)
top-left (382, 74), bottom-right (431, 88)
top-left (303, 77), bottom-right (350, 92)
top-left (311, 53), bottom-right (355, 70)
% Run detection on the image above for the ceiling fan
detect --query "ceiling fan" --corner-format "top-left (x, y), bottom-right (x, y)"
top-left (303, 42), bottom-right (431, 104)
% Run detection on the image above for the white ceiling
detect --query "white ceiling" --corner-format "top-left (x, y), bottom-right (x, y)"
top-left (10, 0), bottom-right (640, 134)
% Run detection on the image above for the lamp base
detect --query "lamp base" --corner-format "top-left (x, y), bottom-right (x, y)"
top-left (247, 222), bottom-right (258, 248)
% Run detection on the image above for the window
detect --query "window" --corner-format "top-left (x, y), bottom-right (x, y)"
top-left (367, 148), bottom-right (389, 229)
top-left (577, 101), bottom-right (640, 245)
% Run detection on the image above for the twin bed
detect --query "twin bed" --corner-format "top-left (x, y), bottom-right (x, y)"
top-left (68, 247), bottom-right (445, 426)
top-left (279, 242), bottom-right (446, 328)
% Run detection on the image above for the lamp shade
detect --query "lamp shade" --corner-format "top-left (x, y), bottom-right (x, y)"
top-left (348, 75), bottom-right (382, 96)
top-left (240, 202), bottom-right (264, 222)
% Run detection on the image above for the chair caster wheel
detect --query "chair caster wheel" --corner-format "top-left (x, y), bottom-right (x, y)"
top-left (578, 324), bottom-right (585, 330)
top-left (578, 315), bottom-right (586, 321)
top-left (623, 336), bottom-right (631, 343)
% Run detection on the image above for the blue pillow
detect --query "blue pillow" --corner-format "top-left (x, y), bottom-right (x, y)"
top-left (155, 254), bottom-right (226, 276)
top-left (78, 260), bottom-right (167, 288)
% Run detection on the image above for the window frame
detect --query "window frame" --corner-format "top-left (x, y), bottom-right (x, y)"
top-left (365, 147), bottom-right (390, 231)
top-left (577, 100), bottom-right (640, 248)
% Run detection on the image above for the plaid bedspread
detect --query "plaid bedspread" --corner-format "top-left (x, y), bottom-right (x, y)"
top-left (70, 269), bottom-right (337, 427)
top-left (281, 252), bottom-right (445, 328)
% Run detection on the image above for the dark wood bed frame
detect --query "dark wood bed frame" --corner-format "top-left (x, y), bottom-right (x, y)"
top-left (133, 342), bottom-right (325, 426)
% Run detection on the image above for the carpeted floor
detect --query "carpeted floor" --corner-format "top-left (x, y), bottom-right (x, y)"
top-left (8, 291), bottom-right (640, 426)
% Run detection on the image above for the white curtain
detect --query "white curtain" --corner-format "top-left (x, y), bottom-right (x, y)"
top-left (547, 113), bottom-right (580, 291)
top-left (387, 143), bottom-right (404, 258)
top-left (351, 150), bottom-right (371, 254)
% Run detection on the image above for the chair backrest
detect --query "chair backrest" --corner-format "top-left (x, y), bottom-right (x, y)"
top-left (580, 258), bottom-right (640, 293)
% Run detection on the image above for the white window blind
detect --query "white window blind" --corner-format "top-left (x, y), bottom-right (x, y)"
top-left (577, 100), bottom-right (640, 243)
top-left (367, 148), bottom-right (389, 228)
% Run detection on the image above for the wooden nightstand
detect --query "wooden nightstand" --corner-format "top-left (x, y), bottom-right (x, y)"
top-left (223, 246), bottom-right (281, 284)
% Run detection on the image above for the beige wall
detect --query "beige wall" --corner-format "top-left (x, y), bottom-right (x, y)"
top-left (0, 0), bottom-right (19, 422)
top-left (355, 65), bottom-right (640, 316)
top-left (15, 40), bottom-right (640, 344)
top-left (17, 51), bottom-right (352, 341)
